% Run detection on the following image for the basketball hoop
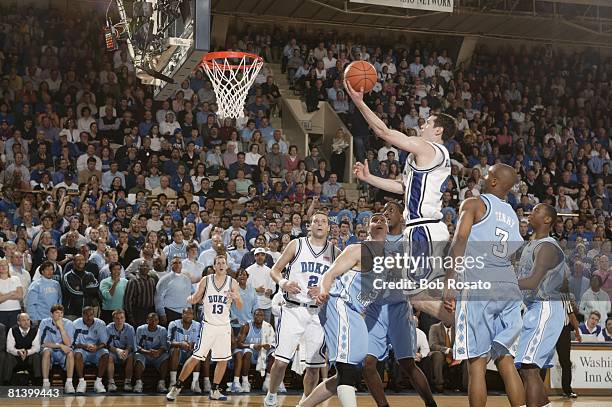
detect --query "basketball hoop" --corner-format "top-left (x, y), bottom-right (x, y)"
top-left (201, 51), bottom-right (264, 119)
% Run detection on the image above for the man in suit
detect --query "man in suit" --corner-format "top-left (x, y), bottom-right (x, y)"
top-left (428, 321), bottom-right (468, 392)
top-left (5, 313), bottom-right (42, 384)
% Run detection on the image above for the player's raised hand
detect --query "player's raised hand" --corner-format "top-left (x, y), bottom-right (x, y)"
top-left (281, 280), bottom-right (301, 294)
top-left (354, 160), bottom-right (371, 181)
top-left (343, 78), bottom-right (364, 103)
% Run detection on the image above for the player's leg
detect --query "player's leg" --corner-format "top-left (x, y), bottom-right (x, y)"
top-left (95, 350), bottom-right (109, 392)
top-left (362, 355), bottom-right (388, 406)
top-left (519, 364), bottom-right (548, 407)
top-left (74, 350), bottom-right (87, 393)
top-left (133, 354), bottom-right (146, 393)
top-left (41, 349), bottom-right (52, 383)
top-left (124, 354), bottom-right (134, 391)
top-left (202, 352), bottom-right (212, 391)
top-left (387, 301), bottom-right (436, 406)
top-left (496, 355), bottom-right (525, 407)
top-left (64, 351), bottom-right (75, 392)
top-left (157, 357), bottom-right (170, 392)
top-left (169, 348), bottom-right (181, 386)
top-left (302, 312), bottom-right (326, 397)
top-left (398, 358), bottom-right (437, 407)
top-left (239, 350), bottom-right (252, 392)
top-left (494, 296), bottom-right (527, 407)
top-left (265, 306), bottom-right (306, 405)
top-left (208, 324), bottom-right (233, 400)
top-left (107, 353), bottom-right (116, 386)
top-left (363, 304), bottom-right (389, 406)
top-left (231, 349), bottom-right (243, 391)
top-left (299, 375), bottom-right (338, 407)
top-left (467, 356), bottom-right (488, 407)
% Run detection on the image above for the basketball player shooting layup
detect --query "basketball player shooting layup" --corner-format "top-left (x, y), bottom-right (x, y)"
top-left (445, 164), bottom-right (526, 407)
top-left (298, 213), bottom-right (389, 407)
top-left (346, 79), bottom-right (456, 324)
top-left (166, 255), bottom-right (241, 401)
top-left (264, 211), bottom-right (335, 407)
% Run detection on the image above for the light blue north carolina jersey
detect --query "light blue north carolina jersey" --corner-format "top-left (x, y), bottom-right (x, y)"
top-left (72, 318), bottom-right (109, 345)
top-left (403, 141), bottom-right (451, 222)
top-left (39, 318), bottom-right (75, 346)
top-left (244, 321), bottom-right (263, 345)
top-left (517, 237), bottom-right (568, 304)
top-left (330, 243), bottom-right (379, 313)
top-left (373, 233), bottom-right (405, 305)
top-left (462, 194), bottom-right (523, 285)
top-left (136, 325), bottom-right (168, 351)
top-left (107, 322), bottom-right (137, 351)
top-left (167, 319), bottom-right (201, 345)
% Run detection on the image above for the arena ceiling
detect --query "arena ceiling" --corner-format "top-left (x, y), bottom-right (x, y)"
top-left (211, 0), bottom-right (612, 48)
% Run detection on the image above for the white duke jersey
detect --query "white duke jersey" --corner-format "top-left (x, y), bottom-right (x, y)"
top-left (517, 236), bottom-right (568, 304)
top-left (403, 141), bottom-right (451, 222)
top-left (202, 274), bottom-right (232, 325)
top-left (286, 237), bottom-right (335, 305)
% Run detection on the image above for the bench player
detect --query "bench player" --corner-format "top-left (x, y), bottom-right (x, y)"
top-left (348, 80), bottom-right (456, 322)
top-left (264, 211), bottom-right (335, 407)
top-left (363, 201), bottom-right (437, 407)
top-left (445, 164), bottom-right (526, 407)
top-left (298, 213), bottom-right (388, 407)
top-left (166, 254), bottom-right (241, 401)
top-left (516, 204), bottom-right (567, 407)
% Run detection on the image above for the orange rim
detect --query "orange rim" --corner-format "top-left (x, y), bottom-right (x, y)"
top-left (201, 51), bottom-right (263, 70)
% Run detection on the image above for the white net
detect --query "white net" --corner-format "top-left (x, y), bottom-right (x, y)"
top-left (202, 54), bottom-right (264, 119)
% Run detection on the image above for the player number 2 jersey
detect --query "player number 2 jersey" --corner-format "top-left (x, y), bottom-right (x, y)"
top-left (402, 141), bottom-right (451, 222)
top-left (202, 274), bottom-right (232, 325)
top-left (286, 237), bottom-right (335, 305)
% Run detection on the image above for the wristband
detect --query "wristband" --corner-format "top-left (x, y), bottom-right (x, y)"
top-left (279, 279), bottom-right (288, 290)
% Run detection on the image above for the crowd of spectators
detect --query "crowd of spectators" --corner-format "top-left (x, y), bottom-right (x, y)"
top-left (0, 6), bottom-right (609, 393)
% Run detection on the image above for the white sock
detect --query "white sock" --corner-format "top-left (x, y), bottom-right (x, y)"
top-left (170, 372), bottom-right (177, 382)
top-left (95, 377), bottom-right (103, 382)
top-left (204, 377), bottom-right (211, 384)
top-left (158, 379), bottom-right (165, 386)
top-left (109, 379), bottom-right (115, 384)
top-left (192, 372), bottom-right (200, 382)
top-left (242, 375), bottom-right (248, 383)
top-left (125, 377), bottom-right (132, 382)
top-left (234, 376), bottom-right (240, 383)
top-left (266, 391), bottom-right (277, 397)
top-left (44, 379), bottom-right (50, 385)
top-left (337, 385), bottom-right (357, 407)
top-left (79, 378), bottom-right (86, 383)
top-left (66, 378), bottom-right (73, 385)
top-left (136, 379), bottom-right (143, 384)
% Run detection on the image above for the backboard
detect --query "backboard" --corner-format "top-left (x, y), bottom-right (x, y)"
top-left (141, 0), bottom-right (211, 100)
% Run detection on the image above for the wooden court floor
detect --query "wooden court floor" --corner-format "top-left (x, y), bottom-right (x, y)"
top-left (2, 395), bottom-right (611, 407)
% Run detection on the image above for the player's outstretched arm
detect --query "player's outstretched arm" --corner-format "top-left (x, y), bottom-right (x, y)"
top-left (230, 277), bottom-right (242, 309)
top-left (187, 277), bottom-right (207, 305)
top-left (354, 160), bottom-right (403, 194)
top-left (344, 79), bottom-right (436, 161)
top-left (270, 239), bottom-right (300, 294)
top-left (318, 244), bottom-right (360, 303)
top-left (518, 242), bottom-right (559, 290)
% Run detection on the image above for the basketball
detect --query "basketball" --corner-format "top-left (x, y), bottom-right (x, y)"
top-left (344, 60), bottom-right (378, 93)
